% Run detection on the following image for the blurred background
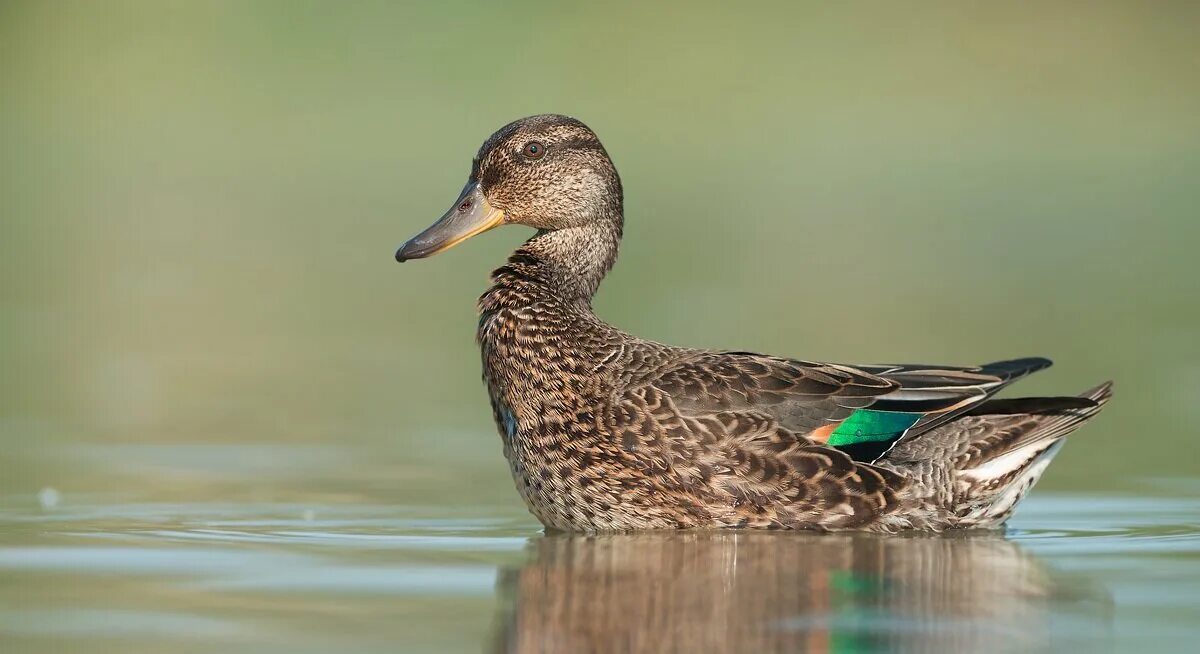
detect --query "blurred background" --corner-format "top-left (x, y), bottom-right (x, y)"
top-left (3, 3), bottom-right (1200, 652)
top-left (2, 0), bottom-right (1198, 506)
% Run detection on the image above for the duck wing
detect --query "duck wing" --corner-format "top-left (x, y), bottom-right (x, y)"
top-left (606, 353), bottom-right (1054, 529)
top-left (625, 353), bottom-right (1051, 459)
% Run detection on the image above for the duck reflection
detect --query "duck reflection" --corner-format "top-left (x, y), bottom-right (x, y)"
top-left (491, 532), bottom-right (1110, 654)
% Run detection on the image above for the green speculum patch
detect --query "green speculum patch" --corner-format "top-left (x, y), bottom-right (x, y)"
top-left (826, 410), bottom-right (923, 447)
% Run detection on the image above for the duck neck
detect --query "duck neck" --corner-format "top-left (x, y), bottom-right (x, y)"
top-left (483, 213), bottom-right (623, 310)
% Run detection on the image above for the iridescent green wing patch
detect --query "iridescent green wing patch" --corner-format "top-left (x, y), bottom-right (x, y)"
top-left (826, 409), bottom-right (922, 447)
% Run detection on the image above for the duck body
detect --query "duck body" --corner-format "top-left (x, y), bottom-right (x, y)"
top-left (398, 114), bottom-right (1112, 533)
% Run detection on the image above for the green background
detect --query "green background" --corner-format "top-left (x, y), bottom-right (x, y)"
top-left (3, 0), bottom-right (1198, 503)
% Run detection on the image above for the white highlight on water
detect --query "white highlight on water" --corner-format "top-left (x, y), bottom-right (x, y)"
top-left (38, 487), bottom-right (60, 510)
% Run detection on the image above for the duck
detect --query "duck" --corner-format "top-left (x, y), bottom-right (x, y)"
top-left (395, 114), bottom-right (1112, 533)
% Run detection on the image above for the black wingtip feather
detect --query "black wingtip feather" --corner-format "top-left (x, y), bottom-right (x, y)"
top-left (979, 357), bottom-right (1054, 379)
top-left (967, 396), bottom-right (1096, 416)
top-left (967, 380), bottom-right (1113, 417)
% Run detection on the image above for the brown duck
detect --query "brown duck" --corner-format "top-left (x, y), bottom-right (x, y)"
top-left (395, 114), bottom-right (1112, 533)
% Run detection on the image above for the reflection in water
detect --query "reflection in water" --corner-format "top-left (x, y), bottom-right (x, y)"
top-left (492, 532), bottom-right (1111, 654)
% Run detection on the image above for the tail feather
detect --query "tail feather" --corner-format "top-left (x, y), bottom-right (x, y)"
top-left (955, 381), bottom-right (1113, 525)
top-left (879, 381), bottom-right (1113, 529)
top-left (963, 382), bottom-right (1112, 469)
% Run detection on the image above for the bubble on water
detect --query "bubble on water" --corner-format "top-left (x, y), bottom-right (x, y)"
top-left (302, 509), bottom-right (316, 522)
top-left (38, 487), bottom-right (60, 510)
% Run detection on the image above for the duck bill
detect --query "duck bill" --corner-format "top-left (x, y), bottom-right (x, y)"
top-left (395, 182), bottom-right (505, 262)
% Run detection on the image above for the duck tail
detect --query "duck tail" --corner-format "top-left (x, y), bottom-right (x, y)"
top-left (881, 381), bottom-right (1113, 528)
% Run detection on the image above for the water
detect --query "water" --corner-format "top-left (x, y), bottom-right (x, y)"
top-left (2, 445), bottom-right (1197, 654)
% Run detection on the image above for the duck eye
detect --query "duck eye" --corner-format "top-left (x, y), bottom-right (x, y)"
top-left (522, 141), bottom-right (545, 160)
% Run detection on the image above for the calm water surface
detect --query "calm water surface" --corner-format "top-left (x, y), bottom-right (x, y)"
top-left (1, 444), bottom-right (1197, 654)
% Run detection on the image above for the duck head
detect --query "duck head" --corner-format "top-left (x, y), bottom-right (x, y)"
top-left (396, 114), bottom-right (622, 262)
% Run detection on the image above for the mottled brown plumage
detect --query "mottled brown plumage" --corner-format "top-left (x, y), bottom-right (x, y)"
top-left (396, 114), bottom-right (1113, 532)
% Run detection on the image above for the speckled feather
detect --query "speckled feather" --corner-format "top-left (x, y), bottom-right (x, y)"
top-left (407, 114), bottom-right (1113, 532)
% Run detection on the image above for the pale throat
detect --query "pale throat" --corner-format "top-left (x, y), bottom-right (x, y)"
top-left (520, 218), bottom-right (623, 304)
